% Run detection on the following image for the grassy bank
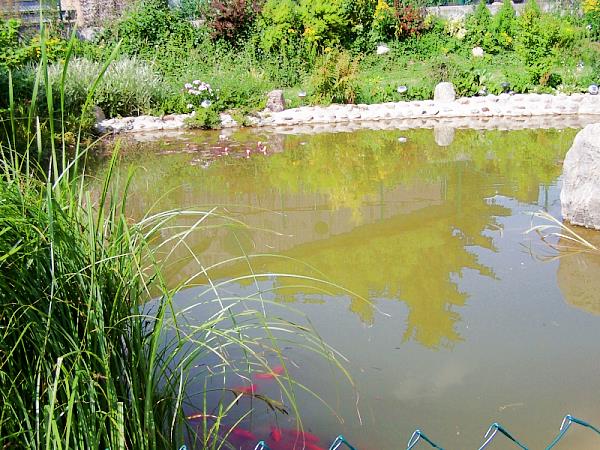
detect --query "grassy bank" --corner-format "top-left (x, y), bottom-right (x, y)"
top-left (0, 32), bottom-right (348, 449)
top-left (2, 0), bottom-right (600, 133)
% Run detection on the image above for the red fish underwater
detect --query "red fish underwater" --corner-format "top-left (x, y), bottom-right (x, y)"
top-left (283, 428), bottom-right (320, 444)
top-left (229, 426), bottom-right (257, 441)
top-left (270, 426), bottom-right (283, 442)
top-left (231, 384), bottom-right (258, 395)
top-left (255, 365), bottom-right (286, 380)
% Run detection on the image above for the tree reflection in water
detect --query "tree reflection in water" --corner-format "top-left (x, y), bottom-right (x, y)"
top-left (96, 127), bottom-right (577, 349)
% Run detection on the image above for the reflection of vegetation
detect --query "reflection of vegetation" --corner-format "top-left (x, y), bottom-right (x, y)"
top-left (206, 163), bottom-right (505, 349)
top-left (95, 127), bottom-right (576, 349)
top-left (528, 211), bottom-right (600, 316)
top-left (102, 127), bottom-right (576, 217)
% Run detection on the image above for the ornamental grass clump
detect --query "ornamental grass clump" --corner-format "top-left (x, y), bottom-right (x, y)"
top-left (48, 57), bottom-right (166, 118)
top-left (0, 27), bottom-right (348, 449)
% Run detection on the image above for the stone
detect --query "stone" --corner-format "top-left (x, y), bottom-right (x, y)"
top-left (472, 46), bottom-right (485, 57)
top-left (266, 90), bottom-right (285, 112)
top-left (434, 126), bottom-right (455, 146)
top-left (561, 123), bottom-right (600, 230)
top-left (376, 44), bottom-right (390, 55)
top-left (76, 27), bottom-right (103, 41)
top-left (92, 105), bottom-right (105, 122)
top-left (434, 82), bottom-right (456, 102)
top-left (220, 113), bottom-right (237, 128)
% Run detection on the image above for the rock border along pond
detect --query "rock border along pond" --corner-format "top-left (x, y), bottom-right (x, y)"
top-left (97, 91), bottom-right (600, 135)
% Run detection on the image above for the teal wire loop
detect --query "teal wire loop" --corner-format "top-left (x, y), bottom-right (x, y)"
top-left (251, 414), bottom-right (600, 450)
top-left (545, 414), bottom-right (600, 450)
top-left (478, 423), bottom-right (528, 450)
top-left (407, 430), bottom-right (444, 450)
top-left (329, 435), bottom-right (358, 450)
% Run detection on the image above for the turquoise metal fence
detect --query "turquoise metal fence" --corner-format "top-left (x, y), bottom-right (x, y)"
top-left (248, 414), bottom-right (600, 450)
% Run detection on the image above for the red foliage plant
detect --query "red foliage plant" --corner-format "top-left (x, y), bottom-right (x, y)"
top-left (394, 2), bottom-right (426, 38)
top-left (209, 0), bottom-right (262, 41)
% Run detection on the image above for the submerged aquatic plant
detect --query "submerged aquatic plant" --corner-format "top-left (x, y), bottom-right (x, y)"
top-left (526, 210), bottom-right (599, 258)
top-left (0, 25), bottom-right (351, 449)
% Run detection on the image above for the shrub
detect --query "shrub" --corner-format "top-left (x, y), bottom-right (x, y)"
top-left (300, 0), bottom-right (351, 50)
top-left (465, 0), bottom-right (496, 51)
top-left (343, 0), bottom-right (377, 51)
top-left (105, 0), bottom-right (198, 56)
top-left (491, 0), bottom-right (516, 50)
top-left (310, 49), bottom-right (360, 104)
top-left (179, 0), bottom-right (211, 18)
top-left (0, 19), bottom-right (31, 68)
top-left (212, 66), bottom-right (269, 110)
top-left (394, 4), bottom-right (426, 39)
top-left (258, 0), bottom-right (302, 53)
top-left (208, 0), bottom-right (261, 42)
top-left (583, 0), bottom-right (600, 40)
top-left (0, 19), bottom-right (67, 69)
top-left (185, 105), bottom-right (222, 128)
top-left (515, 0), bottom-right (578, 84)
top-left (370, 0), bottom-right (397, 43)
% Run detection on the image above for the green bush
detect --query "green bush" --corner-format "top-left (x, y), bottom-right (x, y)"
top-left (0, 19), bottom-right (67, 69)
top-left (515, 0), bottom-right (578, 84)
top-left (491, 0), bottom-right (516, 50)
top-left (370, 0), bottom-right (397, 43)
top-left (179, 0), bottom-right (211, 18)
top-left (185, 105), bottom-right (222, 128)
top-left (465, 0), bottom-right (497, 51)
top-left (0, 19), bottom-right (32, 68)
top-left (343, 0), bottom-right (377, 51)
top-left (310, 49), bottom-right (360, 104)
top-left (105, 0), bottom-right (199, 56)
top-left (258, 0), bottom-right (303, 53)
top-left (300, 0), bottom-right (351, 50)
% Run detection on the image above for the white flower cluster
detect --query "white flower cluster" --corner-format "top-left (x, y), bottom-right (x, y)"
top-left (184, 80), bottom-right (216, 109)
top-left (445, 19), bottom-right (467, 40)
top-left (185, 79), bottom-right (213, 96)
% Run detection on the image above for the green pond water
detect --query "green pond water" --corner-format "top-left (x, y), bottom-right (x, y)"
top-left (98, 126), bottom-right (600, 449)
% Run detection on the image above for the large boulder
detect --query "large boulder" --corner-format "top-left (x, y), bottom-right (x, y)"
top-left (434, 82), bottom-right (456, 102)
top-left (266, 90), bottom-right (285, 112)
top-left (561, 123), bottom-right (600, 230)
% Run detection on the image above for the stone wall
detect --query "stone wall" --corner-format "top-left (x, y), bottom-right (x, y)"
top-left (77, 0), bottom-right (131, 26)
top-left (425, 0), bottom-right (561, 19)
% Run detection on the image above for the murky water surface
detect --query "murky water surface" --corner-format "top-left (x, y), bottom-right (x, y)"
top-left (98, 127), bottom-right (600, 449)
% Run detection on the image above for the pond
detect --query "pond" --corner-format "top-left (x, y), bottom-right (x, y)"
top-left (97, 126), bottom-right (600, 449)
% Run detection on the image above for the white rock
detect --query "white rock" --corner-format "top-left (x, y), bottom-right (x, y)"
top-left (561, 123), bottom-right (600, 230)
top-left (266, 90), bottom-right (286, 112)
top-left (376, 44), bottom-right (390, 55)
top-left (434, 82), bottom-right (456, 102)
top-left (472, 46), bottom-right (485, 57)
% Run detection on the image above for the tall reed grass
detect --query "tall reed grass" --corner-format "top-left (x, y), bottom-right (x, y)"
top-left (0, 25), bottom-right (348, 449)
